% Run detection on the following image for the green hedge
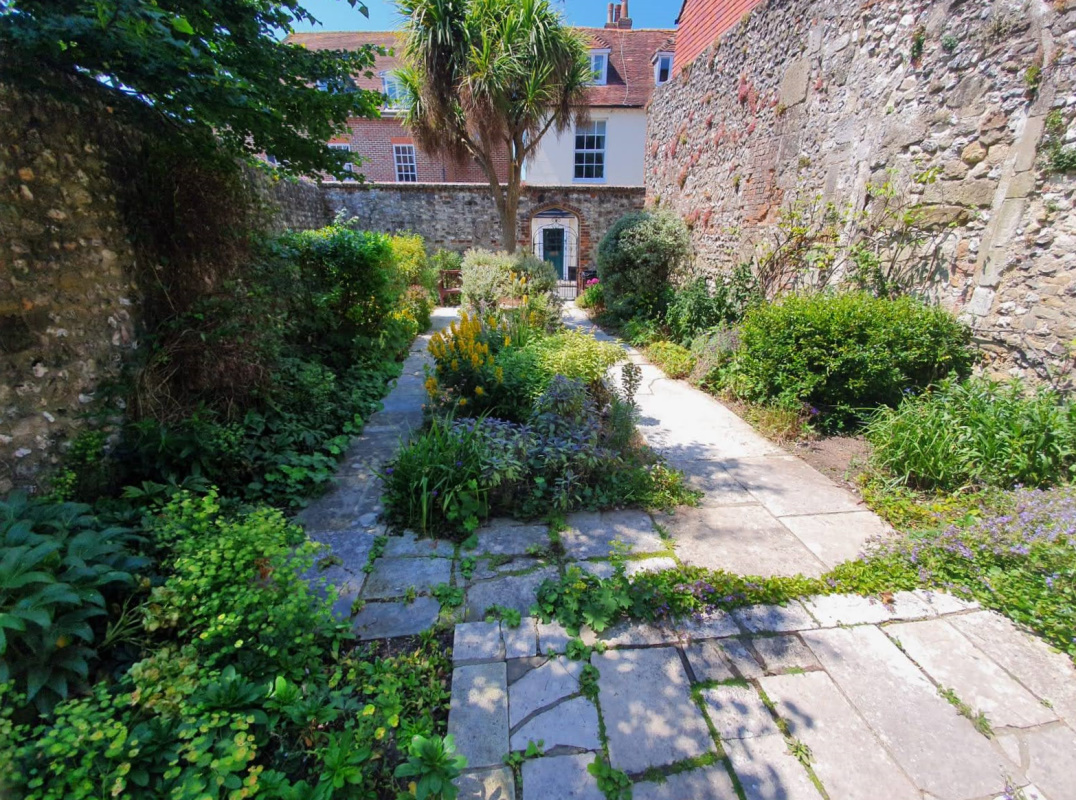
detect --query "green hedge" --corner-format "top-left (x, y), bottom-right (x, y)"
top-left (724, 292), bottom-right (974, 431)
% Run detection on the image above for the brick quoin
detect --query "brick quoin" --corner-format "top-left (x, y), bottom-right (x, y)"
top-left (674, 0), bottom-right (767, 71)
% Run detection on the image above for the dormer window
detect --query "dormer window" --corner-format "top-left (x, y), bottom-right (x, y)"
top-left (654, 53), bottom-right (673, 85)
top-left (381, 71), bottom-right (405, 108)
top-left (589, 50), bottom-right (610, 85)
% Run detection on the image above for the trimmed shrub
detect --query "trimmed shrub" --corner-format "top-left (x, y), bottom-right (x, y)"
top-left (646, 341), bottom-right (696, 379)
top-left (724, 292), bottom-right (974, 431)
top-left (665, 277), bottom-right (738, 344)
top-left (596, 211), bottom-right (691, 315)
top-left (868, 377), bottom-right (1076, 491)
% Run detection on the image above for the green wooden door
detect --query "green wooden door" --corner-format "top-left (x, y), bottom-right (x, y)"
top-left (542, 227), bottom-right (565, 279)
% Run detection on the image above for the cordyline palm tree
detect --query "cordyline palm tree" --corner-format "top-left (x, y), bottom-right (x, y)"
top-left (397, 0), bottom-right (591, 253)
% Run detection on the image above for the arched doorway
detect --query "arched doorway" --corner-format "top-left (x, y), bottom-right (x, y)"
top-left (530, 208), bottom-right (580, 300)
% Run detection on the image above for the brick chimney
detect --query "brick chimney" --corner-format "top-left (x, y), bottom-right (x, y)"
top-left (617, 0), bottom-right (632, 29)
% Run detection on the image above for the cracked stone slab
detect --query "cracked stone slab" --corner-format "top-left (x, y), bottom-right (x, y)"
top-left (632, 765), bottom-right (739, 800)
top-left (296, 484), bottom-right (374, 531)
top-left (725, 734), bottom-right (824, 800)
top-left (886, 618), bottom-right (1057, 729)
top-left (454, 766), bottom-right (516, 800)
top-left (362, 556), bottom-right (452, 600)
top-left (683, 639), bottom-right (737, 682)
top-left (779, 511), bottom-right (889, 568)
top-left (464, 566), bottom-right (559, 621)
top-left (535, 620), bottom-right (594, 654)
top-left (1013, 724), bottom-right (1076, 800)
top-left (454, 621), bottom-right (505, 665)
top-left (914, 589), bottom-right (980, 615)
top-left (948, 610), bottom-right (1076, 725)
top-left (353, 596), bottom-right (440, 640)
top-left (508, 656), bottom-right (585, 728)
top-left (472, 520), bottom-right (551, 556)
top-left (469, 556), bottom-right (542, 582)
top-left (668, 505), bottom-right (827, 578)
top-left (761, 671), bottom-right (920, 800)
top-left (510, 695), bottom-right (601, 752)
top-left (749, 634), bottom-right (820, 674)
top-left (521, 753), bottom-right (604, 800)
top-left (592, 647), bottom-right (713, 773)
top-left (733, 602), bottom-right (817, 634)
top-left (560, 509), bottom-right (666, 559)
top-left (700, 684), bottom-right (778, 740)
top-left (597, 621), bottom-right (672, 648)
top-left (449, 662), bottom-right (509, 769)
top-left (382, 532), bottom-right (455, 558)
top-left (802, 626), bottom-right (1016, 800)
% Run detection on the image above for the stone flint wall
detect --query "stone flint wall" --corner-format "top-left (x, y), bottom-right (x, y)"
top-left (647, 0), bottom-right (1076, 382)
top-left (299, 182), bottom-right (647, 268)
top-left (1, 83), bottom-right (138, 493)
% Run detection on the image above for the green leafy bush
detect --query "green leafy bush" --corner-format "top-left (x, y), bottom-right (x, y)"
top-left (5, 493), bottom-right (454, 799)
top-left (0, 495), bottom-right (146, 713)
top-left (689, 328), bottom-right (739, 388)
top-left (596, 211), bottom-right (690, 314)
top-left (646, 341), bottom-right (696, 379)
top-left (664, 275), bottom-right (753, 344)
top-left (525, 330), bottom-right (623, 388)
top-left (723, 292), bottom-right (974, 431)
top-left (459, 249), bottom-right (559, 315)
top-left (391, 232), bottom-right (438, 294)
top-left (868, 377), bottom-right (1076, 491)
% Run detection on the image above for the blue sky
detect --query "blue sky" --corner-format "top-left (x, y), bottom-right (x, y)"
top-left (291, 0), bottom-right (679, 33)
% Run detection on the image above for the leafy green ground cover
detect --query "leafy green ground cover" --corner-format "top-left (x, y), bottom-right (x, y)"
top-left (1, 220), bottom-right (459, 799)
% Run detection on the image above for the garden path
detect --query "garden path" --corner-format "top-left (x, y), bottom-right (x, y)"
top-left (299, 306), bottom-right (1076, 800)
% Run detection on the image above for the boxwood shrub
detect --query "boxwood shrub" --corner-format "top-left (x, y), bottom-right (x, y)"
top-left (723, 291), bottom-right (974, 431)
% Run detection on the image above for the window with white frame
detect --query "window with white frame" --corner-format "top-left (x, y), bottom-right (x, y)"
top-left (381, 71), bottom-right (405, 107)
top-left (574, 120), bottom-right (606, 181)
top-left (393, 143), bottom-right (417, 182)
top-left (588, 51), bottom-right (609, 85)
top-left (654, 53), bottom-right (673, 85)
top-left (328, 142), bottom-right (354, 174)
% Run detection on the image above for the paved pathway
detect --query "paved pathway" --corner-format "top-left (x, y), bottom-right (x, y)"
top-left (299, 305), bottom-right (1076, 800)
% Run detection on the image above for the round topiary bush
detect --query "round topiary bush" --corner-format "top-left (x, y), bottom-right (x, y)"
top-left (596, 211), bottom-right (691, 316)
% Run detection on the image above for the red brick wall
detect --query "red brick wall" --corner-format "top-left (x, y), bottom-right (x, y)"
top-left (674, 0), bottom-right (767, 71)
top-left (343, 118), bottom-right (508, 183)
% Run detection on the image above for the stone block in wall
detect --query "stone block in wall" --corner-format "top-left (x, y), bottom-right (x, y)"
top-left (779, 58), bottom-right (810, 108)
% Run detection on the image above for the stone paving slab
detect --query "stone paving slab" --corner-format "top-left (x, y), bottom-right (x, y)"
top-left (667, 505), bottom-right (828, 578)
top-left (510, 695), bottom-right (602, 752)
top-left (949, 610), bottom-right (1076, 725)
top-left (560, 510), bottom-right (666, 559)
top-left (760, 671), bottom-right (920, 800)
top-left (455, 766), bottom-right (516, 800)
top-left (803, 592), bottom-right (930, 627)
top-left (675, 461), bottom-right (757, 507)
top-left (683, 639), bottom-right (738, 682)
top-left (1014, 723), bottom-right (1076, 800)
top-left (801, 625), bottom-right (1016, 800)
top-left (469, 556), bottom-right (543, 582)
top-left (749, 634), bottom-right (820, 674)
top-left (382, 531), bottom-right (455, 558)
top-left (724, 734), bottom-right (823, 800)
top-left (722, 456), bottom-right (864, 518)
top-left (464, 566), bottom-right (559, 621)
top-left (362, 556), bottom-right (452, 600)
top-left (521, 753), bottom-right (604, 800)
top-left (671, 611), bottom-right (740, 643)
top-left (887, 618), bottom-right (1058, 729)
top-left (354, 596), bottom-right (441, 640)
top-left (449, 662), bottom-right (509, 770)
top-left (778, 511), bottom-right (888, 568)
top-left (700, 684), bottom-right (779, 740)
top-left (631, 765), bottom-right (738, 800)
top-left (733, 602), bottom-right (818, 634)
top-left (503, 618), bottom-right (538, 659)
top-left (592, 647), bottom-right (714, 774)
top-left (454, 621), bottom-right (505, 665)
top-left (508, 656), bottom-right (585, 728)
top-left (472, 520), bottom-right (551, 556)
top-left (306, 529), bottom-right (377, 572)
top-left (597, 621), bottom-right (671, 648)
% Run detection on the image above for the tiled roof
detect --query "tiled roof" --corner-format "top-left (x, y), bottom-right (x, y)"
top-left (286, 27), bottom-right (676, 108)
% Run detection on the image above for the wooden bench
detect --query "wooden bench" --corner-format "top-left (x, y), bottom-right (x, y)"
top-left (438, 269), bottom-right (462, 306)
